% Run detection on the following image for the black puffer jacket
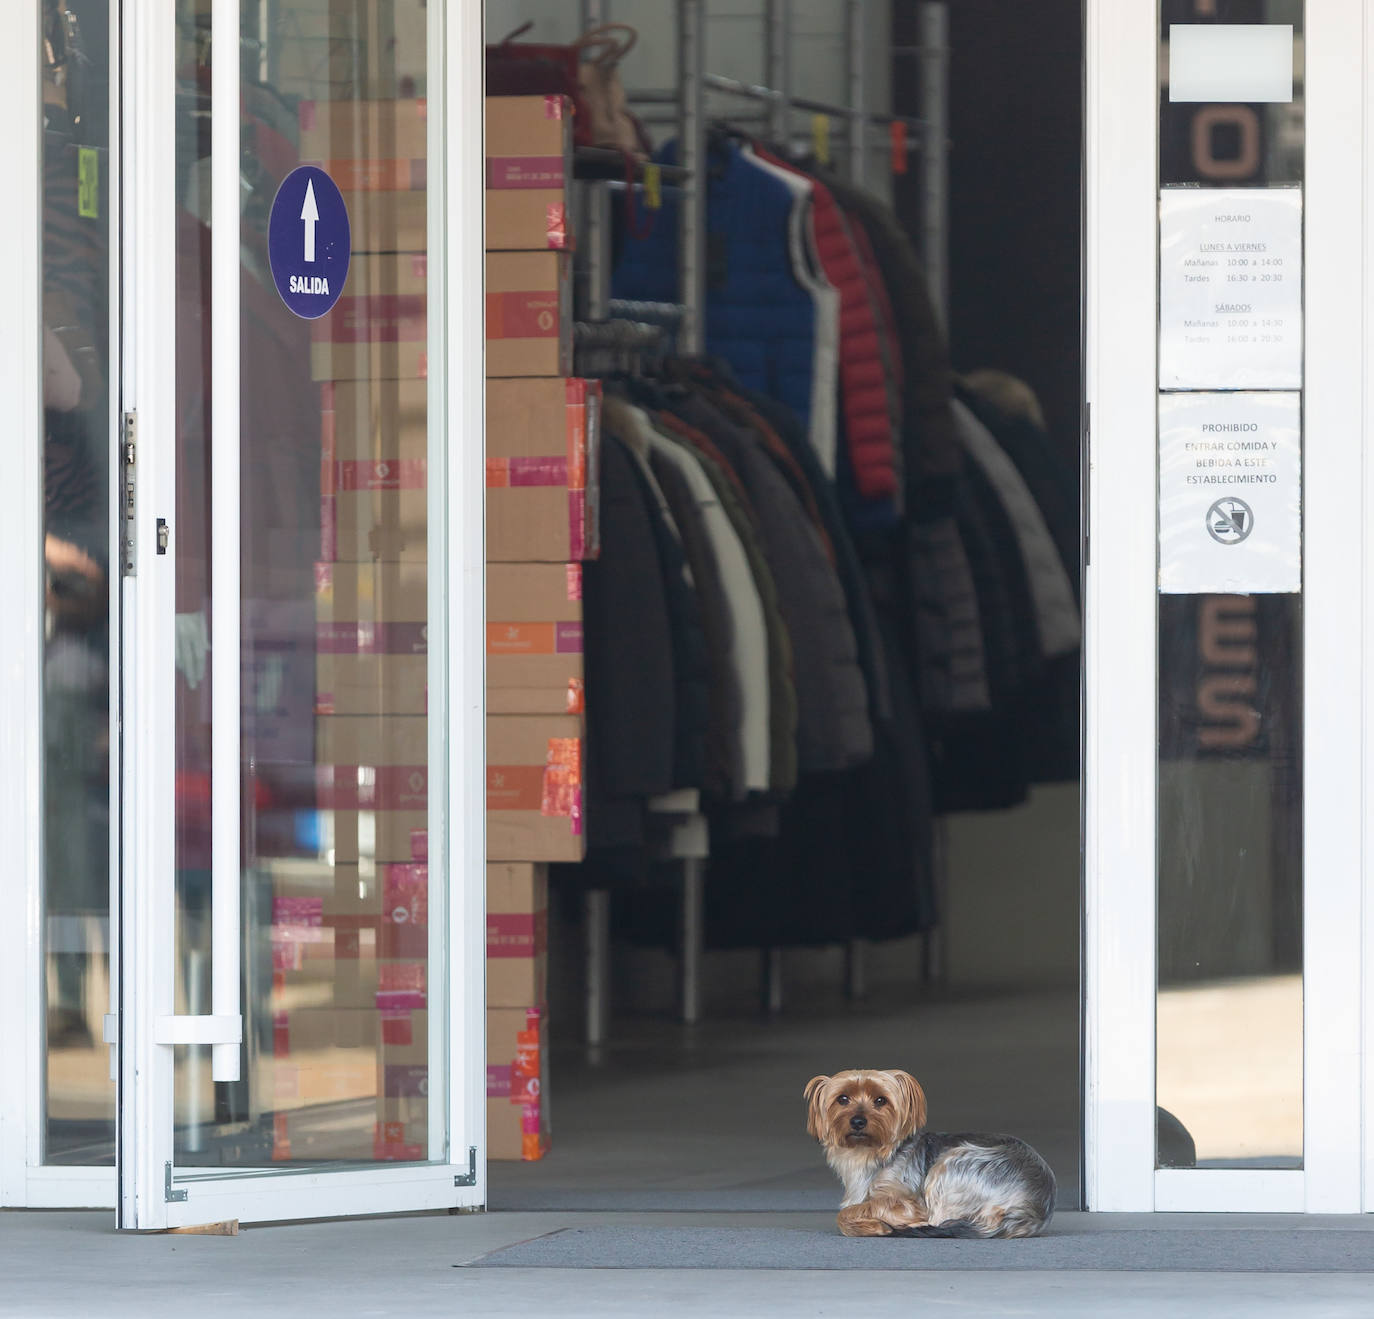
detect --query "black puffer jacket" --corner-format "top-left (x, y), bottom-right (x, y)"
top-left (666, 392), bottom-right (874, 774)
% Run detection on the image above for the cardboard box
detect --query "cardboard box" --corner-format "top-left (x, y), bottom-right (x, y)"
top-left (313, 255), bottom-right (427, 382)
top-left (485, 378), bottom-right (601, 562)
top-left (322, 457), bottom-right (427, 563)
top-left (486, 714), bottom-right (585, 862)
top-left (487, 1006), bottom-right (548, 1161)
top-left (330, 810), bottom-right (429, 864)
top-left (316, 559), bottom-right (428, 625)
top-left (487, 863), bottom-right (548, 1008)
top-left (316, 653), bottom-right (426, 715)
top-left (317, 716), bottom-right (428, 813)
top-left (342, 187), bottom-right (427, 254)
top-left (315, 557), bottom-right (429, 715)
top-left (485, 251), bottom-right (572, 378)
top-left (486, 563), bottom-right (584, 715)
top-left (299, 96), bottom-right (430, 164)
top-left (485, 96), bottom-right (573, 252)
top-left (276, 3), bottom-right (427, 102)
top-left (324, 379), bottom-right (427, 464)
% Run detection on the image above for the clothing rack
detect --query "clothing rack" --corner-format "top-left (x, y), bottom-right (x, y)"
top-left (572, 0), bottom-right (951, 1043)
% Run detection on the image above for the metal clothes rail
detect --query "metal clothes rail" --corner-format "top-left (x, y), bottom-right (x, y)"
top-left (571, 0), bottom-right (951, 1044)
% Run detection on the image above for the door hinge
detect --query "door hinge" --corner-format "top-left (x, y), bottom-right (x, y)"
top-left (454, 1146), bottom-right (478, 1188)
top-left (165, 1161), bottom-right (187, 1203)
top-left (121, 412), bottom-right (137, 576)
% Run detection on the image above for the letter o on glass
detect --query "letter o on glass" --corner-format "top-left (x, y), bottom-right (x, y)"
top-left (1191, 105), bottom-right (1261, 180)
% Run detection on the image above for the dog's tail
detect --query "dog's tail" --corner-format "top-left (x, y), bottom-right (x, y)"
top-left (893, 1219), bottom-right (985, 1239)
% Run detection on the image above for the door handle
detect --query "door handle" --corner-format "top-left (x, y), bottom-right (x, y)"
top-left (155, 1016), bottom-right (244, 1046)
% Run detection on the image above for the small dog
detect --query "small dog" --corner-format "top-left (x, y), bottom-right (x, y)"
top-left (805, 1069), bottom-right (1055, 1239)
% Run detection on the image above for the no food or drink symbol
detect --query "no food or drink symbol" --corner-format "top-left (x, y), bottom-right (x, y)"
top-left (1206, 497), bottom-right (1254, 546)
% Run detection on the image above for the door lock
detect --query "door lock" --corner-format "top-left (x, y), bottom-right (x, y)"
top-left (157, 518), bottom-right (169, 555)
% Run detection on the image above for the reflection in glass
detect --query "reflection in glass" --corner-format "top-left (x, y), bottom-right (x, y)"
top-left (42, 0), bottom-right (114, 1165)
top-left (1156, 0), bottom-right (1304, 1171)
top-left (171, 0), bottom-right (432, 1168)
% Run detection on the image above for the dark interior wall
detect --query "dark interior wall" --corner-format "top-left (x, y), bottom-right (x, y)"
top-left (894, 1), bottom-right (1083, 462)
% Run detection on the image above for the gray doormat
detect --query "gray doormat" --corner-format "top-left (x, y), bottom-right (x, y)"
top-left (469, 1224), bottom-right (1374, 1272)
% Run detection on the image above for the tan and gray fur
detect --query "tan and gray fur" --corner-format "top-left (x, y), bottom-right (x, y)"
top-left (804, 1069), bottom-right (1055, 1239)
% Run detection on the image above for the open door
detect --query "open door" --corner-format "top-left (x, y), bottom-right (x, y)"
top-left (116, 0), bottom-right (485, 1229)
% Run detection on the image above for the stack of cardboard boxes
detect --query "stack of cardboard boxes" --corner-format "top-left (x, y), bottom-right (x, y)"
top-left (272, 91), bottom-right (433, 1162)
top-left (484, 96), bottom-right (600, 1161)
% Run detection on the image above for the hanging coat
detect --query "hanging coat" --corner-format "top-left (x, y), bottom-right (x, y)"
top-left (739, 147), bottom-right (842, 476)
top-left (665, 392), bottom-right (873, 774)
top-left (755, 150), bottom-right (900, 506)
top-left (653, 411), bottom-right (800, 796)
top-left (613, 139), bottom-right (818, 431)
top-left (953, 399), bottom-right (1080, 663)
top-left (607, 396), bottom-right (770, 800)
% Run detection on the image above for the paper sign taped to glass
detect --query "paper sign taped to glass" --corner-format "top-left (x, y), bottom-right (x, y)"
top-left (1159, 391), bottom-right (1301, 595)
top-left (1159, 187), bottom-right (1302, 391)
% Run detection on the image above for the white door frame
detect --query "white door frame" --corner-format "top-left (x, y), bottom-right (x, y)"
top-left (1084, 0), bottom-right (1368, 1213)
top-left (0, 0), bottom-right (119, 1211)
top-left (110, 0), bottom-right (486, 1228)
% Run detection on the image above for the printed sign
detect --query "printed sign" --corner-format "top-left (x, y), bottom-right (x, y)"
top-left (268, 165), bottom-right (351, 320)
top-left (1159, 187), bottom-right (1302, 390)
top-left (1159, 391), bottom-right (1301, 595)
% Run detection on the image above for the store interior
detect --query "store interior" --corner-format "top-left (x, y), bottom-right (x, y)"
top-left (36, 0), bottom-right (1086, 1205)
top-left (481, 0), bottom-right (1084, 1210)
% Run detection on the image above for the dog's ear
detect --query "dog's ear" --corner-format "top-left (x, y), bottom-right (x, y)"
top-left (887, 1070), bottom-right (927, 1136)
top-left (803, 1075), bottom-right (831, 1140)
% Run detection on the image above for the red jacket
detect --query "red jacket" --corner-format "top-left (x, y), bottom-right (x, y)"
top-left (754, 149), bottom-right (900, 501)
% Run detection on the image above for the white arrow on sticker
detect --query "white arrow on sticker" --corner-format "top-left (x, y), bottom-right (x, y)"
top-left (301, 179), bottom-right (319, 263)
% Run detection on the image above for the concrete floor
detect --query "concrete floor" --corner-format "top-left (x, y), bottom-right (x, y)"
top-left (490, 983), bottom-right (1081, 1209)
top-left (4, 1210), bottom-right (1374, 1317)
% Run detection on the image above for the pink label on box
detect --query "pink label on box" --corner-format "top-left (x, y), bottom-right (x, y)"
top-left (555, 622), bottom-right (583, 654)
top-left (336, 458), bottom-right (427, 492)
top-left (319, 294), bottom-right (426, 344)
top-left (568, 490), bottom-right (586, 561)
top-left (273, 896), bottom-right (323, 925)
top-left (487, 1064), bottom-right (512, 1098)
top-left (384, 1064), bottom-right (429, 1099)
top-left (316, 621), bottom-right (429, 654)
top-left (320, 496), bottom-right (337, 561)
top-left (384, 863), bottom-right (428, 929)
top-left (507, 455), bottom-right (569, 487)
top-left (570, 786), bottom-right (583, 836)
top-left (380, 1010), bottom-right (413, 1047)
top-left (565, 562), bottom-right (583, 601)
top-left (316, 764), bottom-right (427, 810)
top-left (376, 989), bottom-right (427, 1012)
top-left (486, 912), bottom-right (540, 957)
top-left (410, 828), bottom-right (428, 861)
top-left (486, 156), bottom-right (566, 189)
top-left (520, 1103), bottom-right (542, 1134)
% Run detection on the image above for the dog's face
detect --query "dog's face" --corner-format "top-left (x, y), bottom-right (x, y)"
top-left (804, 1070), bottom-right (927, 1162)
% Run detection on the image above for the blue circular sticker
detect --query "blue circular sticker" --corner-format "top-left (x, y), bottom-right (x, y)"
top-left (268, 165), bottom-right (351, 320)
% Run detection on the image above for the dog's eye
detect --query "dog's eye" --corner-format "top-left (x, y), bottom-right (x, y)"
top-left (873, 1097), bottom-right (886, 1107)
top-left (836, 1095), bottom-right (849, 1106)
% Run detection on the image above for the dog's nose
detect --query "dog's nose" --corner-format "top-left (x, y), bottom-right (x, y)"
top-left (849, 1114), bottom-right (867, 1132)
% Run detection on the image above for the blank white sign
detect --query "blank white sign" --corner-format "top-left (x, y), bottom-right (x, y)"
top-left (1169, 24), bottom-right (1294, 104)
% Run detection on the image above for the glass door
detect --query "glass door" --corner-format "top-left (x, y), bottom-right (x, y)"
top-left (116, 0), bottom-right (485, 1229)
top-left (1085, 0), bottom-right (1366, 1213)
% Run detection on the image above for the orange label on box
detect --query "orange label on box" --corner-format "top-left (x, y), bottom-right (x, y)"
top-left (324, 158), bottom-right (418, 191)
top-left (485, 291), bottom-right (559, 340)
top-left (487, 622), bottom-right (583, 656)
top-left (487, 765), bottom-right (545, 812)
top-left (541, 737), bottom-right (582, 825)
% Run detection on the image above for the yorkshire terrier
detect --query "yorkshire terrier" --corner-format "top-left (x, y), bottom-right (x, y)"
top-left (805, 1069), bottom-right (1056, 1239)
